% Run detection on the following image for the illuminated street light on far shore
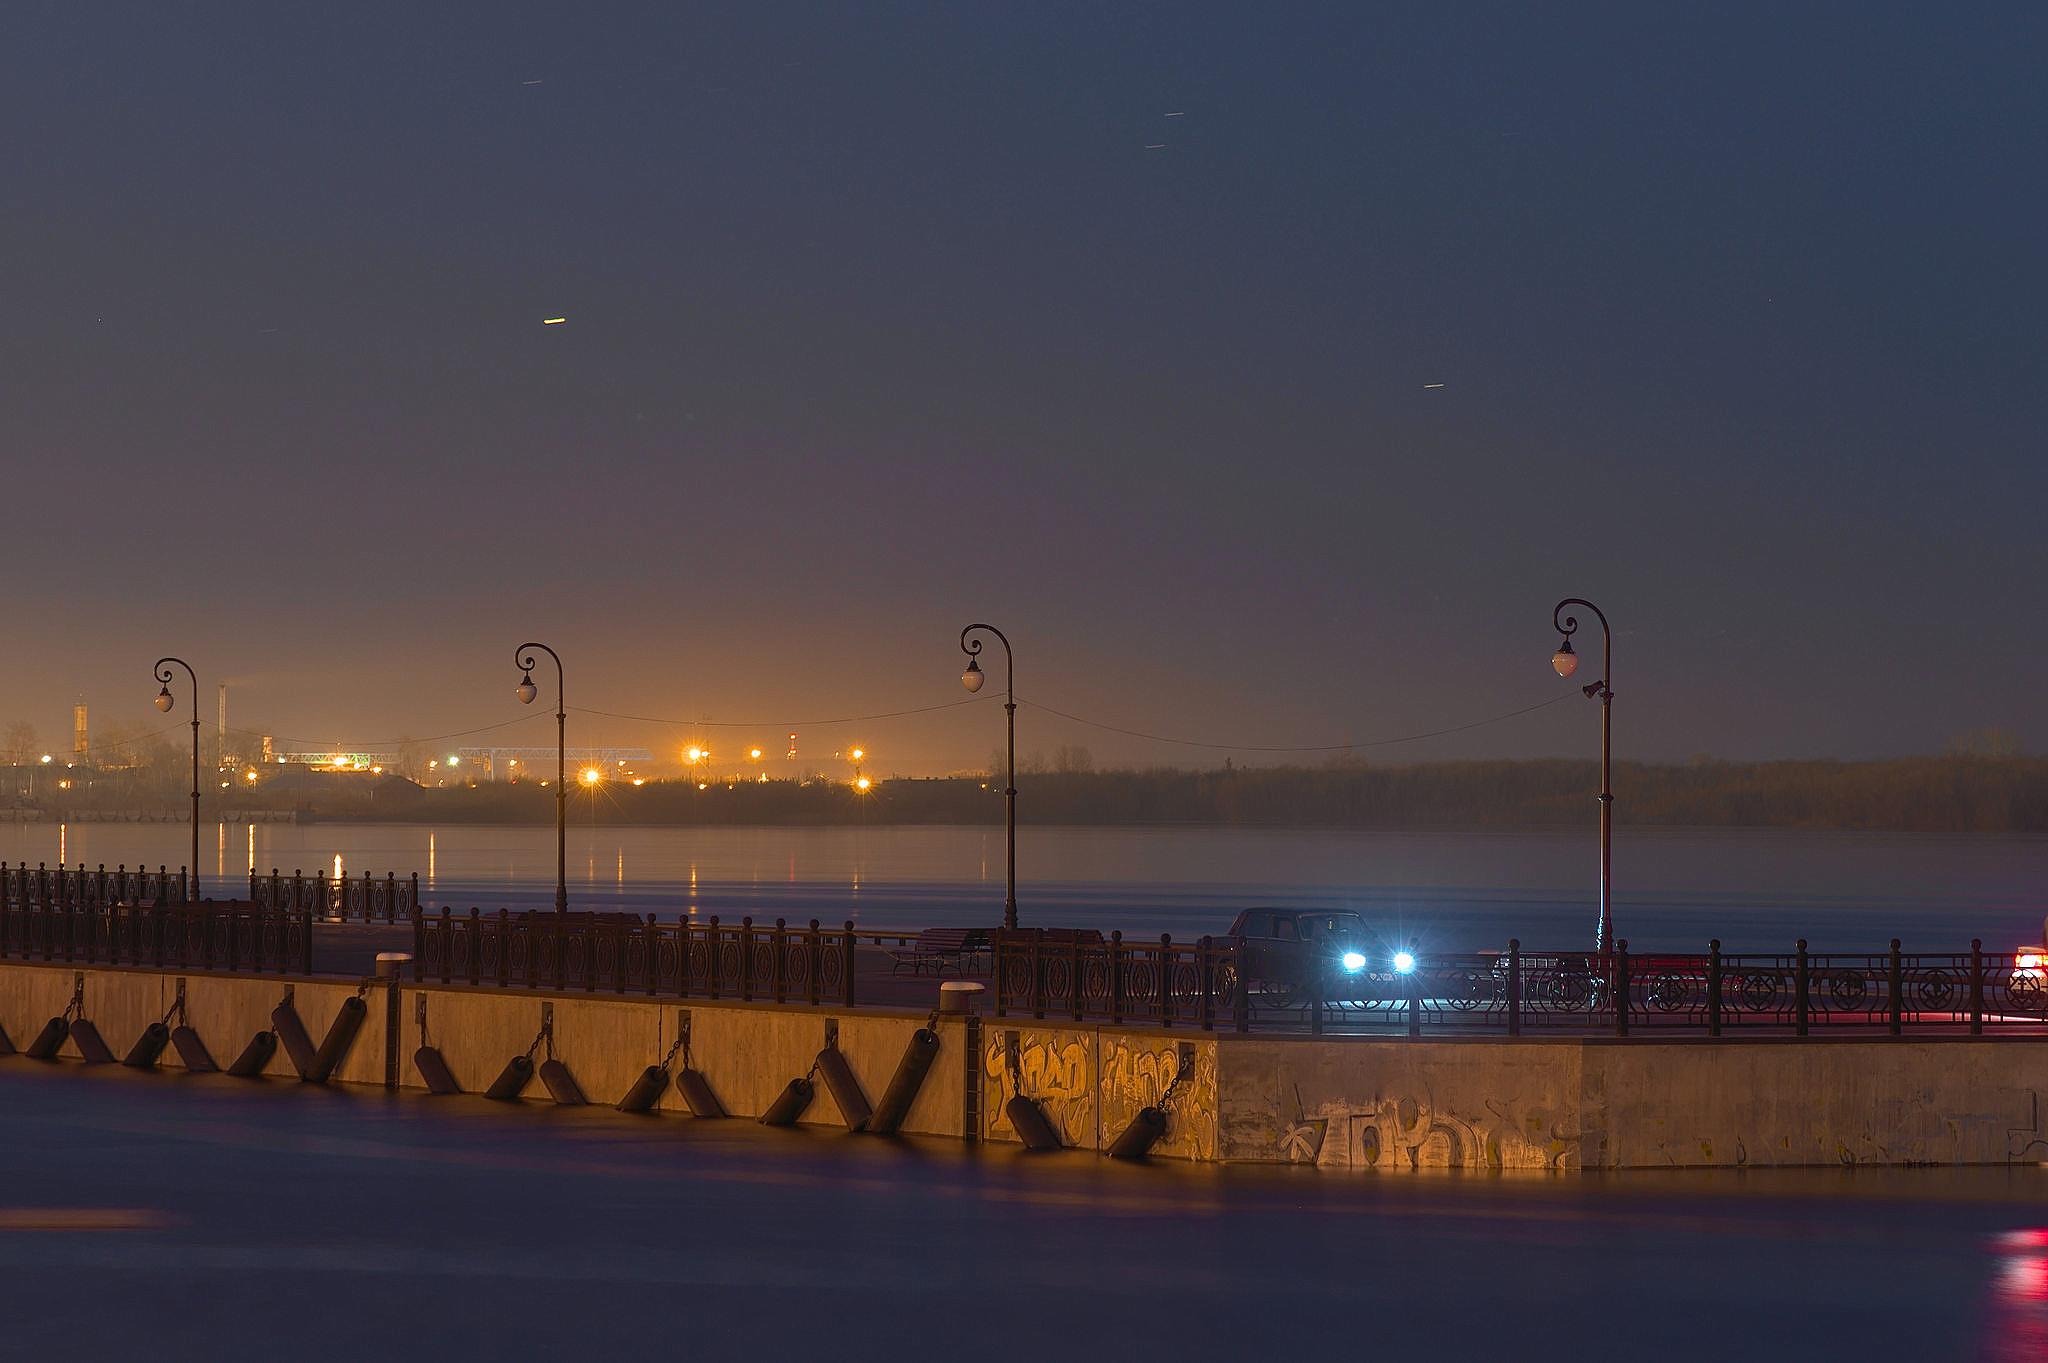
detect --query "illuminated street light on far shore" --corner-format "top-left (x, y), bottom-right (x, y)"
top-left (580, 768), bottom-right (601, 786)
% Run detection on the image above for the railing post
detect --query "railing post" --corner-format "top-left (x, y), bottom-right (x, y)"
top-left (1157, 933), bottom-right (1173, 1027)
top-left (1108, 931), bottom-right (1125, 1024)
top-left (1795, 940), bottom-right (1810, 1036)
top-left (1406, 938), bottom-right (1421, 1038)
top-left (1029, 934), bottom-right (1045, 1021)
top-left (738, 917), bottom-right (755, 1002)
top-left (706, 916), bottom-right (721, 999)
top-left (1708, 939), bottom-right (1723, 1038)
top-left (807, 920), bottom-right (822, 1006)
top-left (1233, 939), bottom-right (1249, 1033)
top-left (409, 873), bottom-right (419, 923)
top-left (1888, 938), bottom-right (1903, 1037)
top-left (645, 914), bottom-right (660, 996)
top-left (841, 921), bottom-right (857, 1007)
top-left (771, 918), bottom-right (788, 1004)
top-left (301, 903), bottom-right (313, 974)
top-left (1507, 939), bottom-right (1522, 1037)
top-left (1613, 939), bottom-right (1630, 1038)
top-left (1198, 935), bottom-right (1215, 1031)
top-left (991, 930), bottom-right (1006, 1017)
top-left (1071, 933), bottom-right (1085, 1022)
top-left (498, 909), bottom-right (512, 988)
top-left (1970, 939), bottom-right (1985, 1036)
top-left (466, 908), bottom-right (481, 985)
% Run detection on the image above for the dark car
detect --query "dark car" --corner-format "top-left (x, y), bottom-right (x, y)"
top-left (1224, 908), bottom-right (1412, 1005)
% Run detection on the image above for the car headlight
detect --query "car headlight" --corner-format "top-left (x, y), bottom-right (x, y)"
top-left (1340, 951), bottom-right (1366, 973)
top-left (1392, 950), bottom-right (1416, 974)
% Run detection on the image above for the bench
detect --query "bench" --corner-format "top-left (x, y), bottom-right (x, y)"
top-left (890, 928), bottom-right (990, 976)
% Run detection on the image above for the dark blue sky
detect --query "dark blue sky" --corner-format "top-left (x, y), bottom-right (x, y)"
top-left (3, 2), bottom-right (2042, 770)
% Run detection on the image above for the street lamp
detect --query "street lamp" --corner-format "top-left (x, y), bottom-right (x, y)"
top-left (151, 657), bottom-right (201, 902)
top-left (1551, 599), bottom-right (1613, 952)
top-left (513, 642), bottom-right (568, 913)
top-left (959, 623), bottom-right (1017, 931)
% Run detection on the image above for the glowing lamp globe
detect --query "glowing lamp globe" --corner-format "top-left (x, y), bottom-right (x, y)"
top-left (1551, 641), bottom-right (1579, 679)
top-left (961, 660), bottom-right (985, 693)
top-left (153, 687), bottom-right (174, 713)
top-left (516, 675), bottom-right (538, 705)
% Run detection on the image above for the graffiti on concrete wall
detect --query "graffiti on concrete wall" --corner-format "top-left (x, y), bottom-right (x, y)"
top-left (1277, 1084), bottom-right (1578, 1171)
top-left (1099, 1039), bottom-right (1217, 1161)
top-left (983, 1031), bottom-right (1094, 1146)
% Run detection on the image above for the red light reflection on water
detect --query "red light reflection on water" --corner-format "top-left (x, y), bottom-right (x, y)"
top-left (1984, 1230), bottom-right (2048, 1362)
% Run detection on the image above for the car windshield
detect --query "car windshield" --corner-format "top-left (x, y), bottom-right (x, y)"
top-left (1297, 915), bottom-right (1366, 940)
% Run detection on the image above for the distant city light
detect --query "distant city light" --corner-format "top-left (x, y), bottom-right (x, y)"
top-left (245, 771), bottom-right (258, 783)
top-left (542, 317), bottom-right (567, 325)
top-left (749, 748), bottom-right (763, 760)
top-left (631, 778), bottom-right (645, 787)
top-left (580, 768), bottom-right (601, 786)
top-left (447, 755), bottom-right (460, 767)
top-left (855, 776), bottom-right (872, 792)
top-left (850, 748), bottom-right (864, 761)
top-left (38, 755), bottom-right (51, 764)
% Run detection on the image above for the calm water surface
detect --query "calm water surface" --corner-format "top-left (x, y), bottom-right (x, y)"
top-left (3, 821), bottom-right (2043, 953)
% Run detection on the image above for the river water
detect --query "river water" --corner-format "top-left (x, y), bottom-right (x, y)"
top-left (3, 821), bottom-right (2042, 954)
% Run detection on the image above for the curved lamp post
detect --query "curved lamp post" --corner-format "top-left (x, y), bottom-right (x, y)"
top-left (151, 657), bottom-right (201, 902)
top-left (514, 642), bottom-right (568, 914)
top-left (959, 623), bottom-right (1017, 931)
top-left (1550, 599), bottom-right (1613, 952)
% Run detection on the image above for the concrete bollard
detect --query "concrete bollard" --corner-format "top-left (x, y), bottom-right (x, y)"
top-left (938, 981), bottom-right (984, 1015)
top-left (537, 1058), bottom-right (586, 1106)
top-left (414, 1047), bottom-right (460, 1095)
top-left (617, 1065), bottom-right (669, 1114)
top-left (1005, 1094), bottom-right (1062, 1151)
top-left (675, 1068), bottom-right (726, 1118)
top-left (814, 1048), bottom-right (872, 1132)
top-left (868, 1029), bottom-right (940, 1135)
top-left (67, 1019), bottom-right (115, 1065)
top-left (122, 1023), bottom-right (172, 1070)
top-left (24, 1017), bottom-right (69, 1062)
top-left (759, 1077), bottom-right (814, 1127)
top-left (1107, 1106), bottom-right (1168, 1160)
top-left (374, 952), bottom-right (411, 979)
top-left (226, 1031), bottom-right (278, 1079)
top-left (271, 1002), bottom-right (318, 1078)
top-left (306, 996), bottom-right (367, 1084)
top-left (170, 1026), bottom-right (216, 1073)
top-left (485, 1055), bottom-right (534, 1101)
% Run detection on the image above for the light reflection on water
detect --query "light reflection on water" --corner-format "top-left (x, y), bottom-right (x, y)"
top-left (0, 822), bottom-right (2041, 950)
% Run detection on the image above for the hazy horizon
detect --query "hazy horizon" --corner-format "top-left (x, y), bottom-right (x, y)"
top-left (5, 4), bottom-right (2042, 770)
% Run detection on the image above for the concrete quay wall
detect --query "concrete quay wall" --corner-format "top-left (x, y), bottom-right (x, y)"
top-left (0, 963), bottom-right (1219, 1156)
top-left (6, 962), bottom-right (2045, 1169)
top-left (1217, 1035), bottom-right (2048, 1170)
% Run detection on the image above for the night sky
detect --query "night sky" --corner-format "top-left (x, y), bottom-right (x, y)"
top-left (4, 3), bottom-right (2042, 771)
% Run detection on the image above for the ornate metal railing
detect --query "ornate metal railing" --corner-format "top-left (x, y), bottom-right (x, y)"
top-left (413, 910), bottom-right (858, 1005)
top-left (249, 869), bottom-right (419, 923)
top-left (0, 863), bottom-right (419, 923)
top-left (991, 931), bottom-right (1225, 1027)
top-left (1, 862), bottom-right (189, 910)
top-left (991, 934), bottom-right (2042, 1036)
top-left (0, 899), bottom-right (313, 974)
